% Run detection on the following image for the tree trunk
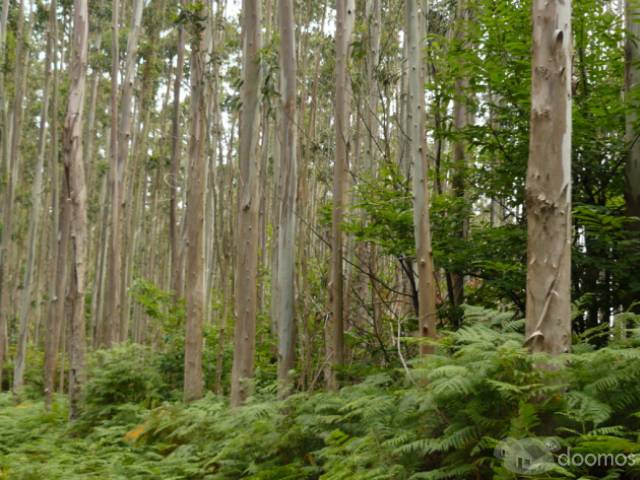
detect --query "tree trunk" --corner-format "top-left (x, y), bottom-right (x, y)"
top-left (64, 0), bottom-right (89, 419)
top-left (275, 0), bottom-right (297, 397)
top-left (14, 0), bottom-right (56, 394)
top-left (231, 0), bottom-right (262, 407)
top-left (407, 0), bottom-right (437, 354)
top-left (117, 0), bottom-right (144, 342)
top-left (170, 0), bottom-right (188, 300)
top-left (103, 0), bottom-right (120, 348)
top-left (183, 4), bottom-right (207, 402)
top-left (44, 22), bottom-right (64, 409)
top-left (9, 1), bottom-right (32, 393)
top-left (0, 0), bottom-right (9, 391)
top-left (326, 0), bottom-right (355, 390)
top-left (449, 0), bottom-right (472, 327)
top-left (524, 0), bottom-right (572, 354)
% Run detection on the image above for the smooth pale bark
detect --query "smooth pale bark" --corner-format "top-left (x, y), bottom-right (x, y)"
top-left (326, 0), bottom-right (355, 390)
top-left (231, 0), bottom-right (262, 407)
top-left (625, 1), bottom-right (640, 222)
top-left (183, 8), bottom-right (207, 403)
top-left (170, 0), bottom-right (187, 300)
top-left (407, 0), bottom-right (437, 354)
top-left (102, 0), bottom-right (120, 347)
top-left (117, 0), bottom-right (144, 342)
top-left (64, 0), bottom-right (89, 419)
top-left (524, 0), bottom-right (572, 354)
top-left (275, 0), bottom-right (297, 397)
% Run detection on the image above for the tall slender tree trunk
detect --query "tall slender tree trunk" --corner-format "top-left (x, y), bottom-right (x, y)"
top-left (103, 0), bottom-right (120, 347)
top-left (524, 0), bottom-right (572, 354)
top-left (0, 0), bottom-right (9, 390)
top-left (449, 0), bottom-right (472, 327)
top-left (9, 1), bottom-right (32, 393)
top-left (231, 0), bottom-right (262, 407)
top-left (275, 0), bottom-right (297, 397)
top-left (117, 0), bottom-right (144, 342)
top-left (625, 0), bottom-right (640, 223)
top-left (44, 23), bottom-right (64, 409)
top-left (64, 0), bottom-right (89, 419)
top-left (407, 0), bottom-right (437, 354)
top-left (170, 0), bottom-right (187, 300)
top-left (183, 3), bottom-right (207, 402)
top-left (14, 0), bottom-right (56, 394)
top-left (326, 0), bottom-right (355, 390)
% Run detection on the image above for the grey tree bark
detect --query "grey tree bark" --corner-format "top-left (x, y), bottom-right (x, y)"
top-left (275, 0), bottom-right (297, 397)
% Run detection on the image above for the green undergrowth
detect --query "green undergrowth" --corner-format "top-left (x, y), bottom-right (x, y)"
top-left (2, 313), bottom-right (640, 479)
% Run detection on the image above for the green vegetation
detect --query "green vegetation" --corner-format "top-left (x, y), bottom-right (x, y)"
top-left (2, 308), bottom-right (640, 479)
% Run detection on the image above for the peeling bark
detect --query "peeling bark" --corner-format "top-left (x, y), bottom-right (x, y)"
top-left (524, 0), bottom-right (572, 354)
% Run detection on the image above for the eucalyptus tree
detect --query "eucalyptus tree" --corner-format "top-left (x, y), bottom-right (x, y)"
top-left (103, 0), bottom-right (120, 347)
top-left (524, 0), bottom-right (572, 354)
top-left (170, 0), bottom-right (188, 300)
top-left (64, 0), bottom-right (90, 418)
top-left (9, 0), bottom-right (34, 393)
top-left (326, 0), bottom-right (355, 390)
top-left (275, 0), bottom-right (297, 396)
top-left (117, 0), bottom-right (145, 342)
top-left (407, 0), bottom-right (437, 354)
top-left (231, 0), bottom-right (263, 407)
top-left (183, 1), bottom-right (208, 403)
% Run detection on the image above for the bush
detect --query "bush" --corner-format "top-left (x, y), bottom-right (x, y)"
top-left (84, 343), bottom-right (166, 411)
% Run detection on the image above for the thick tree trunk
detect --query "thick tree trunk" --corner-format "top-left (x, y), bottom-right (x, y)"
top-left (231, 0), bottom-right (262, 407)
top-left (183, 5), bottom-right (207, 402)
top-left (407, 0), bottom-right (438, 354)
top-left (524, 0), bottom-right (572, 354)
top-left (275, 0), bottom-right (297, 397)
top-left (64, 0), bottom-right (89, 419)
top-left (625, 0), bottom-right (640, 222)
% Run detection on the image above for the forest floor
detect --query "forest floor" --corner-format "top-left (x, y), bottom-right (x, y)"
top-left (1, 323), bottom-right (640, 479)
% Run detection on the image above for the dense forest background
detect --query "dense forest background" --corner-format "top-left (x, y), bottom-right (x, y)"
top-left (0, 0), bottom-right (639, 478)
